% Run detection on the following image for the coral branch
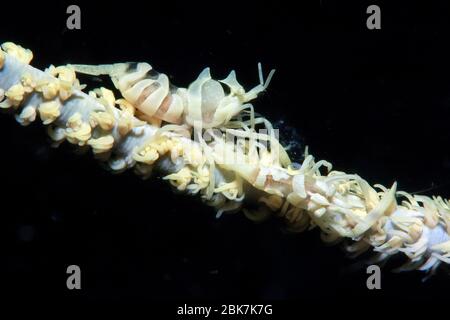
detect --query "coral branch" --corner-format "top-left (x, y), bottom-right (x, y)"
top-left (1, 42), bottom-right (449, 273)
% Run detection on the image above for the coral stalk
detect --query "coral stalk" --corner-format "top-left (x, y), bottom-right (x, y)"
top-left (1, 42), bottom-right (449, 273)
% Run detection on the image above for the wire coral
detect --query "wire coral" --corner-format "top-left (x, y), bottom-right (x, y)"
top-left (1, 42), bottom-right (449, 274)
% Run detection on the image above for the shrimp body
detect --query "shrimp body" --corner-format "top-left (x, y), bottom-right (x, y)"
top-left (72, 62), bottom-right (275, 129)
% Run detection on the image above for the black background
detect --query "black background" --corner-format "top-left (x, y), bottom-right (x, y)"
top-left (1, 0), bottom-right (450, 311)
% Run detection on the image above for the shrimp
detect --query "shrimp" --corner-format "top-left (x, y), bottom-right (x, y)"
top-left (71, 62), bottom-right (275, 130)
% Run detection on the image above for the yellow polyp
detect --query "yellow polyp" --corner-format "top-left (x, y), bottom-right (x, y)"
top-left (89, 111), bottom-right (115, 131)
top-left (101, 88), bottom-right (115, 105)
top-left (16, 105), bottom-right (36, 126)
top-left (183, 145), bottom-right (205, 167)
top-left (1, 42), bottom-right (33, 64)
top-left (392, 215), bottom-right (422, 235)
top-left (36, 80), bottom-right (59, 100)
top-left (55, 66), bottom-right (76, 83)
top-left (45, 65), bottom-right (56, 75)
top-left (434, 197), bottom-right (450, 234)
top-left (133, 147), bottom-right (159, 165)
top-left (60, 90), bottom-right (71, 102)
top-left (21, 73), bottom-right (36, 93)
top-left (38, 101), bottom-right (60, 124)
top-left (58, 83), bottom-right (73, 101)
top-left (65, 113), bottom-right (92, 145)
top-left (133, 136), bottom-right (175, 165)
top-left (416, 195), bottom-right (440, 229)
top-left (5, 83), bottom-right (26, 106)
top-left (66, 122), bottom-right (92, 145)
top-left (408, 223), bottom-right (423, 242)
top-left (153, 138), bottom-right (173, 155)
top-left (118, 114), bottom-right (133, 136)
top-left (163, 167), bottom-right (192, 191)
top-left (170, 141), bottom-right (184, 162)
top-left (116, 99), bottom-right (136, 115)
top-left (188, 166), bottom-right (210, 193)
top-left (161, 142), bottom-right (171, 154)
top-left (94, 87), bottom-right (116, 110)
top-left (346, 182), bottom-right (397, 238)
top-left (67, 112), bottom-right (83, 129)
top-left (87, 135), bottom-right (114, 154)
top-left (41, 66), bottom-right (77, 100)
top-left (214, 176), bottom-right (243, 200)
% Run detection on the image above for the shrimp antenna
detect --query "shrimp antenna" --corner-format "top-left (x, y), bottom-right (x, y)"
top-left (257, 62), bottom-right (276, 90)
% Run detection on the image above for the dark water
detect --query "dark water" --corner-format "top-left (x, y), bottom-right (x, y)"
top-left (0, 0), bottom-right (450, 312)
